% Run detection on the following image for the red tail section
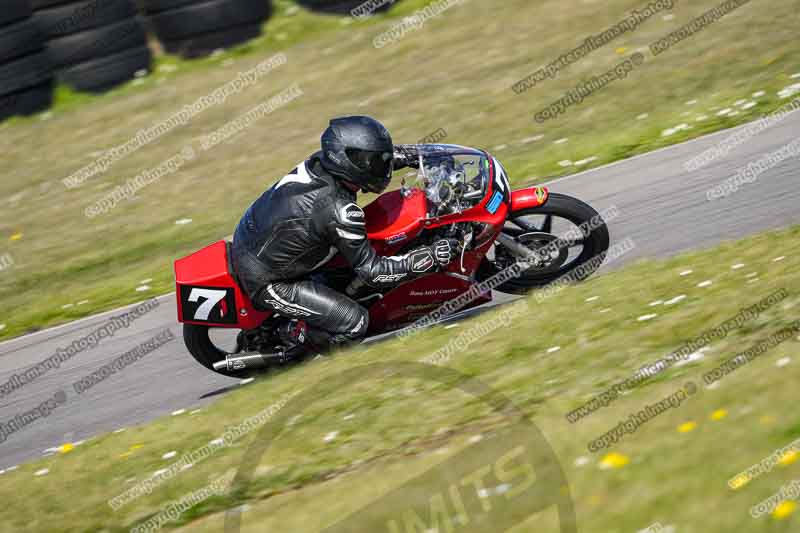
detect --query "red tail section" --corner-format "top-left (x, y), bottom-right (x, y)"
top-left (174, 241), bottom-right (270, 329)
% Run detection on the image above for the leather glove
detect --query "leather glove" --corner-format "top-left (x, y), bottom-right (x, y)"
top-left (432, 238), bottom-right (461, 267)
top-left (407, 239), bottom-right (461, 274)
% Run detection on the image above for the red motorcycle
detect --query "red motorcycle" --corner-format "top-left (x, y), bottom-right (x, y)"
top-left (174, 144), bottom-right (609, 376)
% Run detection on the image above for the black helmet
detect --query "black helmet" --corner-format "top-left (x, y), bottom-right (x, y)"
top-left (320, 116), bottom-right (394, 194)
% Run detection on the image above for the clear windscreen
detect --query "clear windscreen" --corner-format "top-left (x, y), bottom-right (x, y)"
top-left (400, 147), bottom-right (488, 217)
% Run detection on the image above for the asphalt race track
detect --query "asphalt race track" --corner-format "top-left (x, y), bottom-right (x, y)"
top-left (1, 111), bottom-right (798, 470)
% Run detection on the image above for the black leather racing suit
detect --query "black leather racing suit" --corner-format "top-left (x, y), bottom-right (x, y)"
top-left (231, 152), bottom-right (436, 352)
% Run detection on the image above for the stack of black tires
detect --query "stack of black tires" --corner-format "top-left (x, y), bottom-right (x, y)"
top-left (141, 0), bottom-right (271, 59)
top-left (0, 0), bottom-right (54, 120)
top-left (33, 0), bottom-right (152, 93)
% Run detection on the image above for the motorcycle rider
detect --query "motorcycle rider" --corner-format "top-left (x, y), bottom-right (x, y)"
top-left (231, 116), bottom-right (460, 360)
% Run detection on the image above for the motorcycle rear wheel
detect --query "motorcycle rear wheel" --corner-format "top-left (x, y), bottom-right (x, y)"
top-left (183, 324), bottom-right (258, 378)
top-left (479, 193), bottom-right (610, 295)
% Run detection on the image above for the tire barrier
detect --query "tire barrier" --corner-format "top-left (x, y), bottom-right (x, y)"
top-left (34, 0), bottom-right (138, 38)
top-left (0, 0), bottom-right (33, 27)
top-left (141, 0), bottom-right (272, 59)
top-left (0, 0), bottom-right (54, 121)
top-left (33, 0), bottom-right (152, 93)
top-left (29, 0), bottom-right (81, 8)
top-left (59, 45), bottom-right (151, 92)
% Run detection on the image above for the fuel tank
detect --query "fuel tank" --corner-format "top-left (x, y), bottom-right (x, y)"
top-left (364, 188), bottom-right (428, 254)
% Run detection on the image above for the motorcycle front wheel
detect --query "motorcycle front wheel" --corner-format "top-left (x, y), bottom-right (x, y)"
top-left (478, 193), bottom-right (611, 295)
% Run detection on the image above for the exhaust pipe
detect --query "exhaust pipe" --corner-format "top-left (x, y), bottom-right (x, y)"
top-left (213, 353), bottom-right (270, 372)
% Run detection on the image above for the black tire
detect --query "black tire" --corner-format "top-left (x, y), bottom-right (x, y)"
top-left (34, 0), bottom-right (137, 38)
top-left (480, 193), bottom-right (611, 295)
top-left (0, 51), bottom-right (53, 97)
top-left (0, 19), bottom-right (44, 64)
top-left (162, 21), bottom-right (262, 58)
top-left (29, 0), bottom-right (80, 10)
top-left (45, 17), bottom-right (146, 68)
top-left (0, 80), bottom-right (54, 120)
top-left (0, 0), bottom-right (32, 28)
top-left (139, 0), bottom-right (205, 14)
top-left (297, 0), bottom-right (397, 15)
top-left (149, 0), bottom-right (268, 40)
top-left (59, 44), bottom-right (150, 92)
top-left (183, 323), bottom-right (257, 378)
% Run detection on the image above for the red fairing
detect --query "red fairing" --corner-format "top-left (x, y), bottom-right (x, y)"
top-left (174, 241), bottom-right (270, 329)
top-left (367, 272), bottom-right (492, 333)
top-left (510, 186), bottom-right (549, 211)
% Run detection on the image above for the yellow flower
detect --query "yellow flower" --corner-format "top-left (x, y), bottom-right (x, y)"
top-left (779, 450), bottom-right (799, 466)
top-left (9, 233), bottom-right (22, 241)
top-left (616, 47), bottom-right (627, 54)
top-left (58, 443), bottom-right (74, 454)
top-left (677, 421), bottom-right (697, 433)
top-left (772, 500), bottom-right (797, 520)
top-left (600, 452), bottom-right (630, 469)
top-left (130, 444), bottom-right (144, 450)
top-left (710, 409), bottom-right (728, 421)
top-left (760, 415), bottom-right (776, 425)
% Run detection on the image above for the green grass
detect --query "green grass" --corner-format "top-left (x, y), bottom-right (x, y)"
top-left (0, 0), bottom-right (797, 339)
top-left (1, 224), bottom-right (798, 532)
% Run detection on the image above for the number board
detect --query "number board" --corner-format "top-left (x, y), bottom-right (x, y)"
top-left (179, 285), bottom-right (238, 324)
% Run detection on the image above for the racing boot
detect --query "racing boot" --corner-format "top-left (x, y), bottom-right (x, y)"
top-left (275, 318), bottom-right (313, 362)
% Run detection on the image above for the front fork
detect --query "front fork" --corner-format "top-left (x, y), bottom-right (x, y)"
top-left (494, 232), bottom-right (549, 267)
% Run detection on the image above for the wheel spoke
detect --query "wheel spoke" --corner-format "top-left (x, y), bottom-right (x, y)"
top-left (540, 214), bottom-right (553, 234)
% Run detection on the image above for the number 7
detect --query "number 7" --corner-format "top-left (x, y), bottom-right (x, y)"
top-left (188, 288), bottom-right (227, 320)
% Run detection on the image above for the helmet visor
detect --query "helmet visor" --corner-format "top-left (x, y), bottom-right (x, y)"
top-left (345, 148), bottom-right (394, 181)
